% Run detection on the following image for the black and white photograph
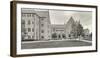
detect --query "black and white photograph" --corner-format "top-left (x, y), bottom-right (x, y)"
top-left (21, 8), bottom-right (92, 49)
top-left (10, 1), bottom-right (97, 57)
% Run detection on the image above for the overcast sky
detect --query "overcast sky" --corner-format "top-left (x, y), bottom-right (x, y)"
top-left (49, 10), bottom-right (92, 32)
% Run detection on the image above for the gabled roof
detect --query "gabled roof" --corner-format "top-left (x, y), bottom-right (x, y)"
top-left (66, 16), bottom-right (75, 26)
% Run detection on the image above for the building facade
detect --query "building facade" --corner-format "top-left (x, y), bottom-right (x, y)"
top-left (21, 9), bottom-right (90, 41)
top-left (51, 17), bottom-right (80, 40)
top-left (51, 24), bottom-right (66, 40)
top-left (21, 9), bottom-right (51, 41)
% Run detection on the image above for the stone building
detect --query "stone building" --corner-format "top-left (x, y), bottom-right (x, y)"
top-left (21, 9), bottom-right (88, 41)
top-left (51, 17), bottom-right (78, 40)
top-left (21, 8), bottom-right (51, 41)
top-left (51, 24), bottom-right (66, 40)
top-left (65, 17), bottom-right (76, 38)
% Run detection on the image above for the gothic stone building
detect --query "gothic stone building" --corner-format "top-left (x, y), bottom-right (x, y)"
top-left (51, 17), bottom-right (81, 40)
top-left (21, 9), bottom-right (84, 41)
top-left (21, 9), bottom-right (51, 41)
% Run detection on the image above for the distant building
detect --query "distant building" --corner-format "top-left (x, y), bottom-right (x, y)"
top-left (65, 17), bottom-right (76, 38)
top-left (51, 17), bottom-right (81, 40)
top-left (51, 24), bottom-right (66, 40)
top-left (83, 29), bottom-right (90, 36)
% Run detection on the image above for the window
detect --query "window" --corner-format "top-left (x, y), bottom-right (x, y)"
top-left (28, 28), bottom-right (31, 32)
top-left (32, 28), bottom-right (34, 32)
top-left (41, 18), bottom-right (44, 21)
top-left (28, 20), bottom-right (31, 25)
top-left (32, 21), bottom-right (34, 24)
top-left (69, 34), bottom-right (71, 37)
top-left (32, 36), bottom-right (34, 39)
top-left (22, 35), bottom-right (25, 40)
top-left (23, 29), bottom-right (26, 32)
top-left (27, 14), bottom-right (30, 17)
top-left (21, 26), bottom-right (26, 32)
top-left (32, 14), bottom-right (34, 17)
top-left (41, 24), bottom-right (44, 26)
top-left (41, 30), bottom-right (44, 33)
top-left (41, 36), bottom-right (44, 39)
top-left (22, 20), bottom-right (25, 24)
top-left (29, 14), bottom-right (31, 17)
top-left (28, 36), bottom-right (31, 39)
top-left (24, 30), bottom-right (27, 34)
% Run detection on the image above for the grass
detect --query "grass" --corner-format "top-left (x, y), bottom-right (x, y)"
top-left (21, 40), bottom-right (92, 49)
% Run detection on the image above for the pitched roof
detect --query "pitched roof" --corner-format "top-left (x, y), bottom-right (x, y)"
top-left (66, 16), bottom-right (75, 26)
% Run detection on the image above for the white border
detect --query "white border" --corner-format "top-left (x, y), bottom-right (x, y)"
top-left (17, 3), bottom-right (96, 55)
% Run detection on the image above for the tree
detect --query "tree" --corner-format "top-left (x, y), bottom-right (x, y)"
top-left (77, 23), bottom-right (84, 37)
top-left (90, 33), bottom-right (92, 37)
top-left (62, 33), bottom-right (66, 39)
top-left (52, 33), bottom-right (57, 40)
top-left (58, 34), bottom-right (61, 38)
top-left (70, 22), bottom-right (84, 38)
top-left (89, 32), bottom-right (92, 41)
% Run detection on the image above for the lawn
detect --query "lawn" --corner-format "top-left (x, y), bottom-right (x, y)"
top-left (21, 40), bottom-right (92, 49)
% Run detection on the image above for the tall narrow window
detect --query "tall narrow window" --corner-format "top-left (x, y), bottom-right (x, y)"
top-left (22, 20), bottom-right (25, 24)
top-left (32, 36), bottom-right (34, 39)
top-left (28, 28), bottom-right (31, 32)
top-left (41, 24), bottom-right (44, 26)
top-left (32, 21), bottom-right (34, 24)
top-left (28, 20), bottom-right (31, 25)
top-left (29, 14), bottom-right (31, 17)
top-left (27, 14), bottom-right (30, 17)
top-left (32, 28), bottom-right (34, 32)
